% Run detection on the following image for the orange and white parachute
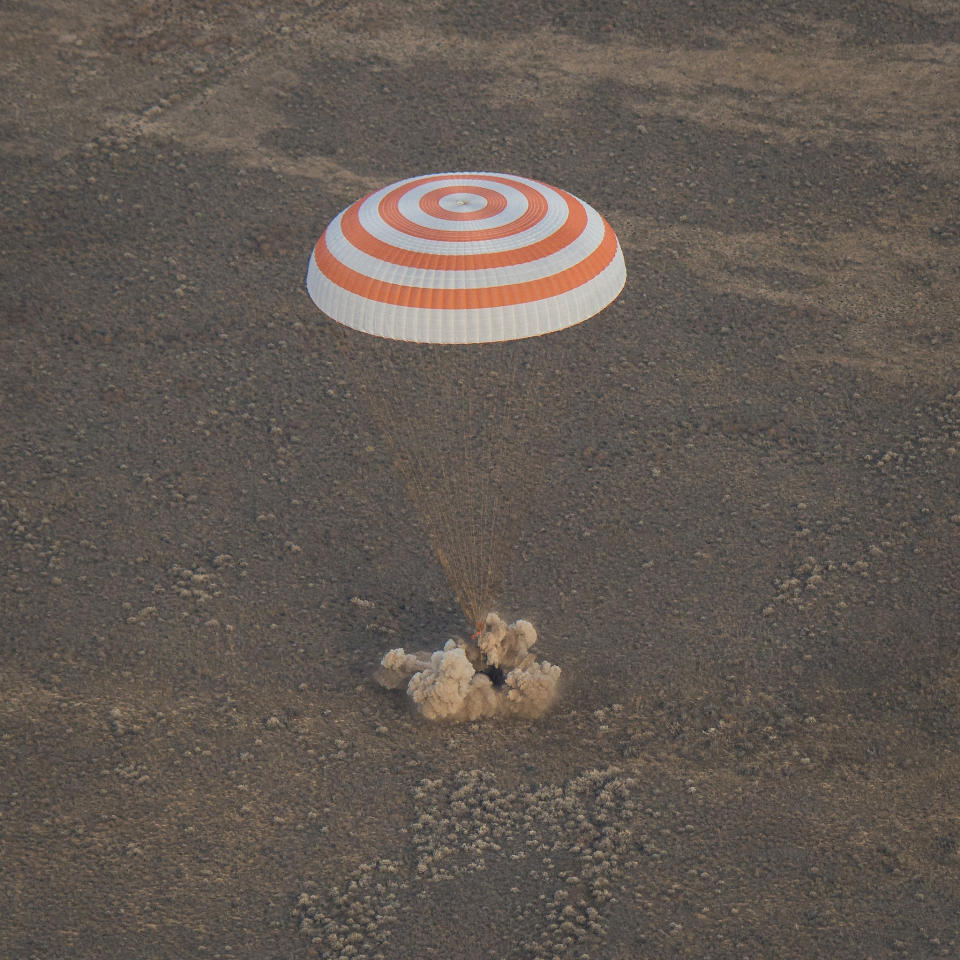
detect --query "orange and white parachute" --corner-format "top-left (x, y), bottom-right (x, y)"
top-left (306, 172), bottom-right (626, 343)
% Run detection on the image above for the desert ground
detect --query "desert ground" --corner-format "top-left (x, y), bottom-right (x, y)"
top-left (2, 1), bottom-right (959, 958)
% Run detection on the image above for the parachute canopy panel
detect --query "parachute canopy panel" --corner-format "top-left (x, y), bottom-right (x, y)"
top-left (306, 172), bottom-right (627, 344)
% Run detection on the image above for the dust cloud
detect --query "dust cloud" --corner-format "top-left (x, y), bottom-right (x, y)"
top-left (374, 613), bottom-right (561, 721)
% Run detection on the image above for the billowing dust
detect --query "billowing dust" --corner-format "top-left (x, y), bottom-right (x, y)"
top-left (374, 613), bottom-right (561, 721)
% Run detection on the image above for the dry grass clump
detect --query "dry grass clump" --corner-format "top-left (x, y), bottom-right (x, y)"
top-left (293, 767), bottom-right (639, 959)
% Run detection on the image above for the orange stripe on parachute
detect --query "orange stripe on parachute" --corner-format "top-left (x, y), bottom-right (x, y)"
top-left (337, 189), bottom-right (588, 273)
top-left (312, 220), bottom-right (620, 310)
top-left (419, 186), bottom-right (507, 221)
top-left (377, 174), bottom-right (549, 242)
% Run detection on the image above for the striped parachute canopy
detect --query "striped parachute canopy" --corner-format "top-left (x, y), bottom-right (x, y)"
top-left (305, 173), bottom-right (626, 624)
top-left (306, 172), bottom-right (626, 343)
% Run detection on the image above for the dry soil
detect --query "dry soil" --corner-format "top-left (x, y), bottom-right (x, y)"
top-left (2, 2), bottom-right (959, 959)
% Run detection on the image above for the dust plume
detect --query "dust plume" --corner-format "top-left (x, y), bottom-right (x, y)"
top-left (374, 613), bottom-right (561, 721)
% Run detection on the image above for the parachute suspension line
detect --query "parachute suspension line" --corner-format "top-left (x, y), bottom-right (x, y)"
top-left (480, 338), bottom-right (529, 619)
top-left (466, 339), bottom-right (510, 621)
top-left (435, 436), bottom-right (477, 620)
top-left (397, 349), bottom-right (476, 621)
top-left (332, 320), bottom-right (576, 632)
top-left (463, 383), bottom-right (480, 622)
top-left (336, 331), bottom-right (446, 612)
top-left (458, 374), bottom-right (482, 623)
top-left (363, 339), bottom-right (488, 626)
top-left (425, 354), bottom-right (475, 623)
top-left (463, 349), bottom-right (498, 625)
top-left (467, 380), bottom-right (487, 624)
top-left (474, 367), bottom-right (490, 624)
top-left (476, 352), bottom-right (501, 621)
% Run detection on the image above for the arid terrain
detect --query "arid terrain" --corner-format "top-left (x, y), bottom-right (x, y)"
top-left (2, 2), bottom-right (959, 958)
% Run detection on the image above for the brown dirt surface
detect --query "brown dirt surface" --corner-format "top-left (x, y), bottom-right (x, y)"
top-left (2, 1), bottom-right (959, 958)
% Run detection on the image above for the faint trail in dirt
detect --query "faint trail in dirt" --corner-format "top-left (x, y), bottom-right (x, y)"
top-left (257, 12), bottom-right (960, 174)
top-left (124, 58), bottom-right (381, 196)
